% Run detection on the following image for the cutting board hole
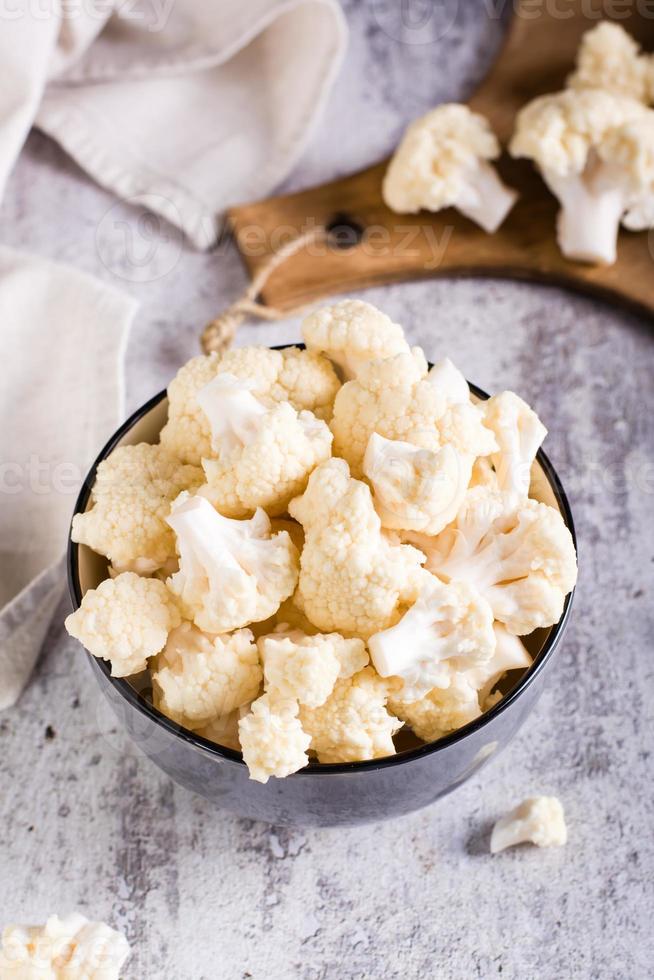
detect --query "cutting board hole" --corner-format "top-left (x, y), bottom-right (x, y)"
top-left (326, 213), bottom-right (364, 249)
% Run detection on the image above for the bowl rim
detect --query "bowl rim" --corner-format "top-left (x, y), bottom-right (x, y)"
top-left (68, 353), bottom-right (576, 777)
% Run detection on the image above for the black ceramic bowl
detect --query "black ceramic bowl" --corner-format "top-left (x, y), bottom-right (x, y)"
top-left (68, 352), bottom-right (576, 827)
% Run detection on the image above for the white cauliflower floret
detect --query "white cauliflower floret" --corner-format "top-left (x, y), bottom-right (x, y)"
top-left (0, 913), bottom-right (130, 979)
top-left (301, 299), bottom-right (410, 379)
top-left (466, 623), bottom-right (532, 706)
top-left (166, 494), bottom-right (298, 633)
top-left (369, 576), bottom-right (495, 702)
top-left (152, 622), bottom-right (262, 730)
top-left (71, 443), bottom-right (202, 573)
top-left (383, 103), bottom-right (518, 232)
top-left (388, 676), bottom-right (481, 742)
top-left (363, 433), bottom-right (473, 535)
top-left (510, 87), bottom-right (652, 264)
top-left (490, 796), bottom-right (567, 853)
top-left (160, 346), bottom-right (340, 465)
top-left (483, 390), bottom-right (547, 501)
top-left (568, 22), bottom-right (652, 103)
top-left (422, 489), bottom-right (578, 634)
top-left (331, 351), bottom-right (495, 478)
top-left (65, 572), bottom-right (180, 677)
top-left (197, 373), bottom-right (332, 517)
top-left (288, 459), bottom-right (426, 638)
top-left (300, 666), bottom-right (403, 763)
top-left (259, 627), bottom-right (368, 708)
top-left (238, 694), bottom-right (311, 783)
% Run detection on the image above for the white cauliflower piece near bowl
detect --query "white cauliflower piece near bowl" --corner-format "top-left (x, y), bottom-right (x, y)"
top-left (70, 443), bottom-right (202, 574)
top-left (160, 346), bottom-right (340, 465)
top-left (301, 299), bottom-right (410, 380)
top-left (300, 666), bottom-right (403, 764)
top-left (65, 572), bottom-right (181, 677)
top-left (383, 103), bottom-right (518, 232)
top-left (152, 623), bottom-right (262, 730)
top-left (0, 913), bottom-right (130, 979)
top-left (238, 694), bottom-right (311, 783)
top-left (288, 459), bottom-right (426, 638)
top-left (166, 494), bottom-right (299, 633)
top-left (197, 373), bottom-right (332, 517)
top-left (368, 575), bottom-right (496, 702)
top-left (491, 796), bottom-right (567, 853)
top-left (568, 22), bottom-right (652, 104)
top-left (259, 627), bottom-right (368, 708)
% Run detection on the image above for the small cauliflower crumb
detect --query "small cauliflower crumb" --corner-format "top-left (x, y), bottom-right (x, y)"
top-left (300, 666), bottom-right (402, 763)
top-left (0, 913), bottom-right (130, 979)
top-left (71, 443), bottom-right (202, 573)
top-left (490, 796), bottom-right (567, 853)
top-left (152, 623), bottom-right (262, 730)
top-left (65, 573), bottom-right (180, 677)
top-left (238, 694), bottom-right (311, 783)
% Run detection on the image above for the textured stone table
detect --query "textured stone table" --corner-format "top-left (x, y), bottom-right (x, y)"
top-left (1, 3), bottom-right (652, 978)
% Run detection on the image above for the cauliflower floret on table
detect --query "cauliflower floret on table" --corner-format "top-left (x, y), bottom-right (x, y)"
top-left (65, 572), bottom-right (180, 677)
top-left (288, 459), bottom-right (426, 638)
top-left (369, 575), bottom-right (495, 702)
top-left (383, 103), bottom-right (518, 233)
top-left (300, 667), bottom-right (403, 764)
top-left (483, 390), bottom-right (547, 502)
top-left (160, 346), bottom-right (340, 465)
top-left (259, 627), bottom-right (368, 708)
top-left (238, 694), bottom-right (311, 783)
top-left (301, 299), bottom-right (410, 380)
top-left (568, 22), bottom-right (652, 104)
top-left (490, 796), bottom-right (567, 853)
top-left (510, 87), bottom-right (654, 264)
top-left (166, 494), bottom-right (298, 633)
top-left (0, 913), bottom-right (130, 979)
top-left (421, 488), bottom-right (577, 635)
top-left (197, 373), bottom-right (332, 517)
top-left (331, 350), bottom-right (495, 479)
top-left (70, 443), bottom-right (202, 574)
top-left (152, 623), bottom-right (262, 730)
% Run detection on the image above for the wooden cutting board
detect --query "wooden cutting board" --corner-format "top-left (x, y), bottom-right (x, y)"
top-left (227, 1), bottom-right (654, 316)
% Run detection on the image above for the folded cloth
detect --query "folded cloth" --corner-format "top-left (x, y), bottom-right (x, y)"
top-left (0, 0), bottom-right (347, 249)
top-left (0, 247), bottom-right (136, 710)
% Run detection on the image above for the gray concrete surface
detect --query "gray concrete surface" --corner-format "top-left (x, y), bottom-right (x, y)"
top-left (1, 2), bottom-right (653, 978)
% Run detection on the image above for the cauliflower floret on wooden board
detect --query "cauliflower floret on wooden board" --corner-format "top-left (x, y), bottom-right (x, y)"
top-left (67, 300), bottom-right (577, 783)
top-left (71, 443), bottom-right (202, 574)
top-left (0, 913), bottom-right (130, 979)
top-left (160, 346), bottom-right (340, 465)
top-left (383, 103), bottom-right (518, 232)
top-left (65, 573), bottom-right (181, 677)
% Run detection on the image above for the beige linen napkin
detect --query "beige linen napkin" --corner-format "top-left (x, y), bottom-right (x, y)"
top-left (0, 0), bottom-right (347, 248)
top-left (0, 247), bottom-right (136, 709)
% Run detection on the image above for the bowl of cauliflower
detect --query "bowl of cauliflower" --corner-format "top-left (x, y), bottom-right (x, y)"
top-left (67, 299), bottom-right (577, 827)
